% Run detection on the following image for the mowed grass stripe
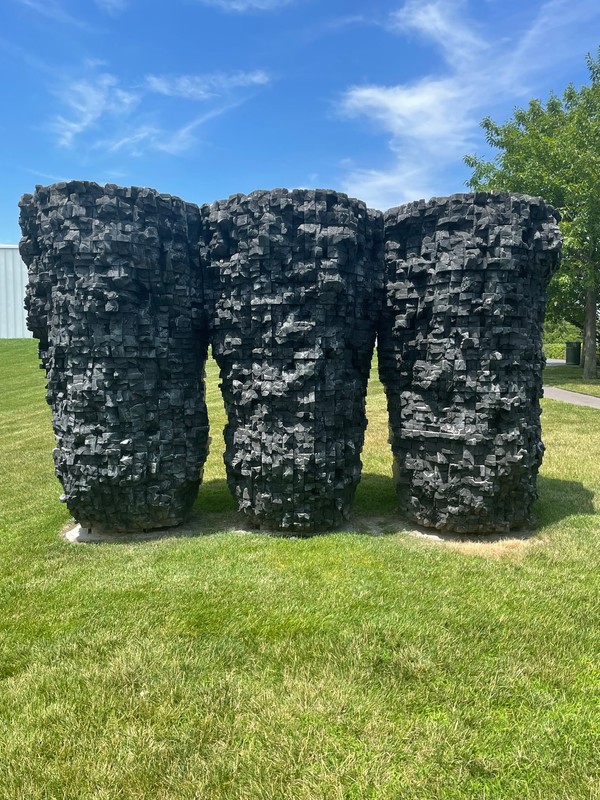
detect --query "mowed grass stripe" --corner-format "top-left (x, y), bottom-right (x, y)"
top-left (0, 339), bottom-right (599, 799)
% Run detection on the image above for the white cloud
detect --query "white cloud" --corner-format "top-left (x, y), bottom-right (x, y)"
top-left (341, 78), bottom-right (474, 154)
top-left (389, 0), bottom-right (487, 70)
top-left (196, 0), bottom-right (295, 11)
top-left (95, 0), bottom-right (129, 12)
top-left (15, 0), bottom-right (86, 27)
top-left (146, 70), bottom-right (270, 101)
top-left (49, 57), bottom-right (268, 156)
top-left (340, 159), bottom-right (440, 212)
top-left (24, 167), bottom-right (67, 183)
top-left (153, 107), bottom-right (235, 155)
top-left (94, 100), bottom-right (249, 157)
top-left (338, 0), bottom-right (600, 210)
top-left (324, 14), bottom-right (369, 30)
top-left (19, 0), bottom-right (129, 18)
top-left (97, 125), bottom-right (159, 157)
top-left (499, 0), bottom-right (600, 94)
top-left (52, 73), bottom-right (139, 148)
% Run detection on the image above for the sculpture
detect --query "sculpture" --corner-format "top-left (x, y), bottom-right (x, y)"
top-left (19, 181), bottom-right (561, 535)
top-left (379, 193), bottom-right (561, 532)
top-left (19, 183), bottom-right (209, 531)
top-left (203, 189), bottom-right (384, 530)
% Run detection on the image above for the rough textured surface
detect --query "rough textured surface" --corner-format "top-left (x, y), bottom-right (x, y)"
top-left (19, 181), bottom-right (210, 532)
top-left (19, 182), bottom-right (560, 536)
top-left (203, 189), bottom-right (384, 530)
top-left (378, 192), bottom-right (561, 533)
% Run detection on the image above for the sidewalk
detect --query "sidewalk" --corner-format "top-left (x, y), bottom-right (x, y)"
top-left (543, 386), bottom-right (600, 409)
top-left (543, 359), bottom-right (600, 408)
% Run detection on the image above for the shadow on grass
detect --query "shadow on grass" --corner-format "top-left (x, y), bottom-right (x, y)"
top-left (62, 479), bottom-right (239, 544)
top-left (62, 473), bottom-right (595, 545)
top-left (353, 471), bottom-right (397, 515)
top-left (352, 472), bottom-right (597, 543)
top-left (194, 474), bottom-right (400, 524)
top-left (194, 473), bottom-right (399, 516)
top-left (195, 477), bottom-right (236, 514)
top-left (535, 474), bottom-right (596, 528)
top-left (63, 475), bottom-right (402, 544)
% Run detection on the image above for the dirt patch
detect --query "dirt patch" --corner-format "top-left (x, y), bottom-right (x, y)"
top-left (407, 526), bottom-right (545, 559)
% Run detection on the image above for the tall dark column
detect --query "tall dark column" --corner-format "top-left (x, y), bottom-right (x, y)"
top-left (378, 192), bottom-right (561, 533)
top-left (203, 189), bottom-right (384, 532)
top-left (19, 181), bottom-right (210, 532)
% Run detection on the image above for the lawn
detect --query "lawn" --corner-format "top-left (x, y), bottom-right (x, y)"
top-left (544, 364), bottom-right (600, 398)
top-left (1, 339), bottom-right (600, 800)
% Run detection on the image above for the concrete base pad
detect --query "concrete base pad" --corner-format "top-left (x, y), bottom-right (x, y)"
top-left (62, 523), bottom-right (175, 543)
top-left (61, 515), bottom-right (539, 557)
top-left (60, 511), bottom-right (253, 543)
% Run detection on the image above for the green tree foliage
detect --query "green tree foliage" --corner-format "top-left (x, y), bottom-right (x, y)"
top-left (543, 319), bottom-right (582, 359)
top-left (465, 50), bottom-right (600, 378)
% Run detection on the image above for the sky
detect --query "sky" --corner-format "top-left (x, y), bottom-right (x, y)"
top-left (0, 0), bottom-right (599, 242)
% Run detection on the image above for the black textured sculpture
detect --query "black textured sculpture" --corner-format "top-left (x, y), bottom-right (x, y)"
top-left (202, 189), bottom-right (384, 530)
top-left (19, 182), bottom-right (560, 536)
top-left (378, 193), bottom-right (561, 533)
top-left (19, 182), bottom-right (210, 532)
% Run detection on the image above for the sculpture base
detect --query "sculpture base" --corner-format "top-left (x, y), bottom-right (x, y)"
top-left (62, 522), bottom-right (188, 543)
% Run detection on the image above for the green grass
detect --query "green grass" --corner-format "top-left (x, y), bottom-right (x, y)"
top-left (1, 339), bottom-right (600, 800)
top-left (544, 364), bottom-right (600, 398)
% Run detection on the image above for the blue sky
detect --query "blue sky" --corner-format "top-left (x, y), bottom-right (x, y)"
top-left (1, 0), bottom-right (599, 242)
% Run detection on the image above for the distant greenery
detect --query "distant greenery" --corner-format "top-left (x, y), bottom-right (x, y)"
top-left (544, 343), bottom-right (566, 359)
top-left (543, 319), bottom-right (582, 359)
top-left (544, 319), bottom-right (582, 346)
top-left (1, 339), bottom-right (600, 800)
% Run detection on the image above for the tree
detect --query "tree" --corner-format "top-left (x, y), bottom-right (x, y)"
top-left (465, 50), bottom-right (600, 378)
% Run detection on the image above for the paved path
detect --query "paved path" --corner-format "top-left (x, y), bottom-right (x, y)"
top-left (543, 386), bottom-right (600, 409)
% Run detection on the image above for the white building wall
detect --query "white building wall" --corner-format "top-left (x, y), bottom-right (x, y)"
top-left (0, 245), bottom-right (31, 338)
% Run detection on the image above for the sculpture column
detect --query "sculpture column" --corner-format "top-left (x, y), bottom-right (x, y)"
top-left (203, 189), bottom-right (384, 532)
top-left (19, 181), bottom-right (210, 532)
top-left (378, 192), bottom-right (561, 533)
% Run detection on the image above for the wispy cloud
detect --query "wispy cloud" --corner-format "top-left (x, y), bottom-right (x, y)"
top-left (338, 158), bottom-right (441, 211)
top-left (338, 0), bottom-right (600, 210)
top-left (196, 0), bottom-right (296, 11)
top-left (95, 0), bottom-right (129, 13)
top-left (52, 73), bottom-right (139, 148)
top-left (146, 70), bottom-right (270, 101)
top-left (96, 125), bottom-right (160, 157)
top-left (388, 0), bottom-right (487, 70)
top-left (339, 1), bottom-right (481, 208)
top-left (15, 0), bottom-right (87, 27)
top-left (23, 167), bottom-right (67, 183)
top-left (49, 61), bottom-right (269, 157)
top-left (341, 78), bottom-right (474, 154)
top-left (299, 13), bottom-right (375, 45)
top-left (0, 35), bottom-right (60, 75)
top-left (97, 100), bottom-right (249, 156)
top-left (498, 0), bottom-right (600, 92)
top-left (321, 14), bottom-right (369, 30)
